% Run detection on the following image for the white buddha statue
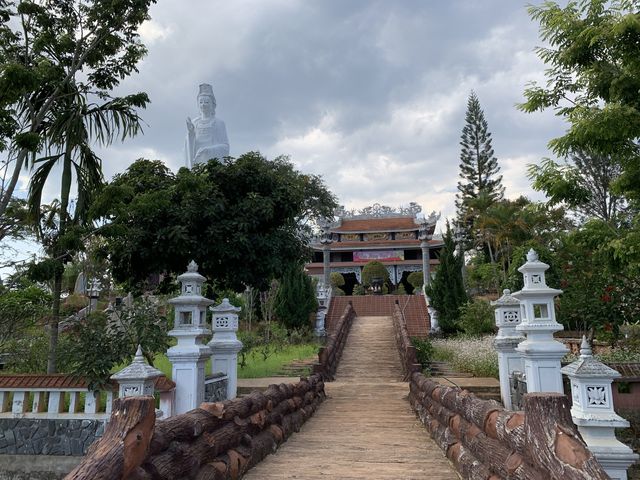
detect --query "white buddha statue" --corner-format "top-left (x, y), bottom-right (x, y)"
top-left (185, 83), bottom-right (229, 168)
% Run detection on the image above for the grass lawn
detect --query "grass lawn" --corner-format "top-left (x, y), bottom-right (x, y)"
top-left (237, 344), bottom-right (318, 378)
top-left (137, 343), bottom-right (319, 380)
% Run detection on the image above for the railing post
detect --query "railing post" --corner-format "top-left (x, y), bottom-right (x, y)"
top-left (208, 298), bottom-right (243, 400)
top-left (491, 289), bottom-right (524, 409)
top-left (561, 337), bottom-right (639, 480)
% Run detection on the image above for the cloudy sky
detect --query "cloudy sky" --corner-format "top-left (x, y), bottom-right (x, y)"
top-left (12, 0), bottom-right (570, 261)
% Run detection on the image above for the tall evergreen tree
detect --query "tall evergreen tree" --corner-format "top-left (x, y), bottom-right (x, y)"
top-left (455, 92), bottom-right (505, 233)
top-left (425, 224), bottom-right (467, 334)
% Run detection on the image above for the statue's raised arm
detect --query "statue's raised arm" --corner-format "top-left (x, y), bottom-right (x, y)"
top-left (184, 83), bottom-right (230, 168)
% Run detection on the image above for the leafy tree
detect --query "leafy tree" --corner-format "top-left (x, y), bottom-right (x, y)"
top-left (361, 260), bottom-right (390, 287)
top-left (92, 154), bottom-right (336, 292)
top-left (274, 264), bottom-right (317, 330)
top-left (0, 197), bottom-right (30, 242)
top-left (0, 284), bottom-right (50, 349)
top-left (473, 197), bottom-right (570, 280)
top-left (455, 91), bottom-right (504, 238)
top-left (30, 83), bottom-right (146, 373)
top-left (528, 152), bottom-right (625, 222)
top-left (519, 0), bottom-right (640, 202)
top-left (425, 225), bottom-right (467, 334)
top-left (68, 299), bottom-right (170, 390)
top-left (465, 257), bottom-right (501, 294)
top-left (0, 0), bottom-right (155, 219)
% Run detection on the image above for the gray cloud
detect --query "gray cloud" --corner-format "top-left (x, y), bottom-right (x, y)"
top-left (65, 1), bottom-right (568, 223)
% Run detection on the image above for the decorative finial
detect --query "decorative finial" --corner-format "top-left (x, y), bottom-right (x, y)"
top-left (526, 249), bottom-right (539, 262)
top-left (134, 344), bottom-right (144, 363)
top-left (503, 289), bottom-right (510, 295)
top-left (579, 335), bottom-right (593, 358)
top-left (187, 260), bottom-right (198, 272)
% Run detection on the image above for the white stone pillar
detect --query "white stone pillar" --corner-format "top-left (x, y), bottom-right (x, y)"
top-left (513, 249), bottom-right (567, 393)
top-left (417, 211), bottom-right (440, 287)
top-left (167, 261), bottom-right (213, 414)
top-left (491, 289), bottom-right (524, 410)
top-left (425, 292), bottom-right (440, 333)
top-left (561, 338), bottom-right (639, 480)
top-left (208, 298), bottom-right (243, 400)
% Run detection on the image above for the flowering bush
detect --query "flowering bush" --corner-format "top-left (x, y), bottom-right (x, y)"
top-left (432, 335), bottom-right (499, 378)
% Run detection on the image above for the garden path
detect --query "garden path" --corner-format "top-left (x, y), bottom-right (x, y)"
top-left (243, 316), bottom-right (459, 479)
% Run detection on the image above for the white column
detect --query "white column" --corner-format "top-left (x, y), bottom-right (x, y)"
top-left (209, 298), bottom-right (243, 400)
top-left (425, 292), bottom-right (440, 333)
top-left (167, 261), bottom-right (213, 414)
top-left (513, 249), bottom-right (567, 393)
top-left (417, 211), bottom-right (440, 287)
top-left (562, 338), bottom-right (639, 480)
top-left (420, 240), bottom-right (430, 286)
top-left (491, 289), bottom-right (524, 410)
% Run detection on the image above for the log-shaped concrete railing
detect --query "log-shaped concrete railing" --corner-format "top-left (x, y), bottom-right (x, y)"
top-left (313, 301), bottom-right (355, 380)
top-left (409, 372), bottom-right (609, 479)
top-left (66, 375), bottom-right (325, 480)
top-left (392, 301), bottom-right (421, 380)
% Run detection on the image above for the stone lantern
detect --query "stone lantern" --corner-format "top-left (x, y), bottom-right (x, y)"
top-left (491, 289), bottom-right (524, 409)
top-left (167, 261), bottom-right (213, 414)
top-left (513, 249), bottom-right (567, 393)
top-left (208, 298), bottom-right (243, 400)
top-left (87, 278), bottom-right (102, 312)
top-left (561, 337), bottom-right (638, 480)
top-left (315, 283), bottom-right (329, 337)
top-left (111, 345), bottom-right (163, 398)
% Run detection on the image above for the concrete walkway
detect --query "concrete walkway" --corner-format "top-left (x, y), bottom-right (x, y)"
top-left (243, 316), bottom-right (459, 479)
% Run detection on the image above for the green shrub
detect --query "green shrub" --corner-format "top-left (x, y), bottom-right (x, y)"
top-left (353, 284), bottom-right (365, 295)
top-left (333, 287), bottom-right (346, 296)
top-left (60, 293), bottom-right (89, 316)
top-left (329, 272), bottom-right (345, 288)
top-left (458, 299), bottom-right (496, 336)
top-left (407, 271), bottom-right (424, 290)
top-left (361, 261), bottom-right (389, 286)
top-left (395, 283), bottom-right (407, 295)
top-left (411, 337), bottom-right (433, 371)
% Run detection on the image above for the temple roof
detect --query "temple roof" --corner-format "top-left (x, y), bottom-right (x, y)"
top-left (333, 217), bottom-right (419, 233)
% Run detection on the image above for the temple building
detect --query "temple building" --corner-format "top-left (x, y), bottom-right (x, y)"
top-left (307, 203), bottom-right (443, 294)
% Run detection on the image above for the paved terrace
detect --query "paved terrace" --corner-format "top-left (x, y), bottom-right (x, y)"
top-left (244, 316), bottom-right (459, 479)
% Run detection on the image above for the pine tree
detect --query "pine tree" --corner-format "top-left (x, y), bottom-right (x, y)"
top-left (275, 265), bottom-right (318, 330)
top-left (455, 92), bottom-right (505, 232)
top-left (425, 224), bottom-right (467, 334)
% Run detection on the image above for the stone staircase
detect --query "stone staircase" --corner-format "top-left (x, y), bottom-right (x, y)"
top-left (326, 295), bottom-right (430, 338)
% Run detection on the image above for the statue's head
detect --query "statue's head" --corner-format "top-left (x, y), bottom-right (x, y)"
top-left (197, 83), bottom-right (216, 116)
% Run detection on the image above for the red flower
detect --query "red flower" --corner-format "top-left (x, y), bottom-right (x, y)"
top-left (605, 285), bottom-right (614, 292)
top-left (601, 294), bottom-right (611, 303)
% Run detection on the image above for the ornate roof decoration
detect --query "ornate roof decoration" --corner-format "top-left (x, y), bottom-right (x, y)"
top-left (335, 202), bottom-right (422, 220)
top-left (561, 336), bottom-right (621, 378)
